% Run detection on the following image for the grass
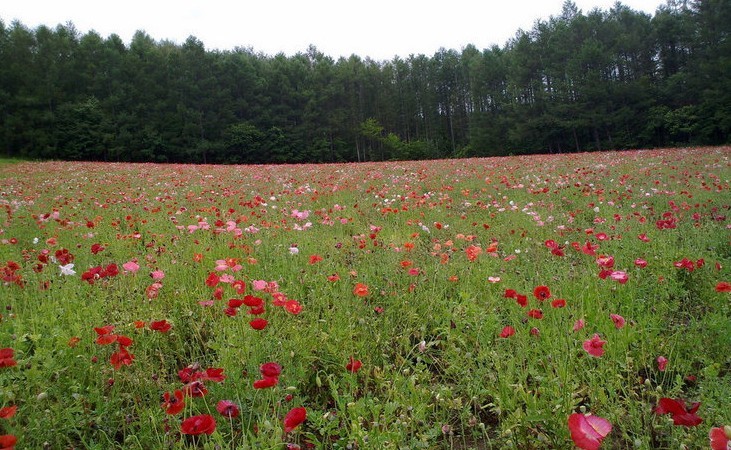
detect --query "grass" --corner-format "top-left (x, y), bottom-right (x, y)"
top-left (0, 147), bottom-right (729, 449)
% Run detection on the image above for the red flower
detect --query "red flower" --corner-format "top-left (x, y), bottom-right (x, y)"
top-left (533, 285), bottom-right (551, 301)
top-left (551, 299), bottom-right (566, 308)
top-left (716, 281), bottom-right (731, 293)
top-left (250, 318), bottom-right (268, 330)
top-left (582, 334), bottom-right (607, 357)
top-left (527, 309), bottom-right (543, 319)
top-left (308, 254), bottom-right (323, 265)
top-left (609, 314), bottom-right (625, 329)
top-left (709, 426), bottom-right (731, 450)
top-left (346, 357), bottom-right (362, 373)
top-left (260, 362), bottom-right (282, 378)
top-left (216, 400), bottom-right (240, 418)
top-left (109, 347), bottom-right (134, 370)
top-left (183, 380), bottom-right (208, 397)
top-left (161, 390), bottom-right (185, 415)
top-left (285, 299), bottom-right (302, 315)
top-left (90, 243), bottom-right (105, 254)
top-left (567, 413), bottom-right (612, 450)
top-left (353, 283), bottom-right (369, 297)
top-left (181, 414), bottom-right (216, 435)
top-left (283, 407), bottom-right (307, 433)
top-left (503, 289), bottom-right (517, 299)
top-left (654, 398), bottom-right (702, 427)
top-left (149, 320), bottom-right (172, 333)
top-left (0, 405), bottom-right (17, 419)
top-left (253, 377), bottom-right (279, 389)
top-left (499, 326), bottom-right (515, 338)
top-left (0, 434), bottom-right (17, 450)
top-left (201, 367), bottom-right (226, 382)
top-left (243, 295), bottom-right (264, 307)
top-left (0, 348), bottom-right (17, 368)
top-left (205, 272), bottom-right (220, 287)
top-left (516, 294), bottom-right (528, 307)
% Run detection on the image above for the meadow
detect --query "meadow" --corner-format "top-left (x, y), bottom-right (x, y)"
top-left (0, 147), bottom-right (729, 449)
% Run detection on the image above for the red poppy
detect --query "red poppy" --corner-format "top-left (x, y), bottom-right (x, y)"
top-left (0, 405), bottom-right (17, 419)
top-left (161, 390), bottom-right (185, 415)
top-left (0, 434), bottom-right (16, 450)
top-left (260, 362), bottom-right (282, 378)
top-left (346, 357), bottom-right (362, 373)
top-left (551, 299), bottom-right (566, 308)
top-left (285, 299), bottom-right (302, 315)
top-left (253, 377), bottom-right (279, 389)
top-left (109, 347), bottom-right (134, 370)
top-left (353, 283), bottom-right (369, 297)
top-left (243, 295), bottom-right (264, 307)
top-left (201, 367), bottom-right (226, 382)
top-left (180, 414), bottom-right (216, 435)
top-left (90, 243), bottom-right (105, 255)
top-left (216, 400), bottom-right (240, 418)
top-left (149, 320), bottom-right (172, 333)
top-left (527, 309), bottom-right (543, 319)
top-left (533, 285), bottom-right (551, 301)
top-left (250, 318), bottom-right (268, 330)
top-left (183, 380), bottom-right (208, 397)
top-left (499, 326), bottom-right (515, 338)
top-left (205, 272), bottom-right (220, 287)
top-left (503, 289), bottom-right (517, 299)
top-left (567, 413), bottom-right (612, 450)
top-left (516, 294), bottom-right (528, 307)
top-left (0, 348), bottom-right (17, 368)
top-left (228, 298), bottom-right (245, 308)
top-left (582, 334), bottom-right (607, 357)
top-left (308, 254), bottom-right (323, 264)
top-left (716, 281), bottom-right (731, 293)
top-left (654, 398), bottom-right (702, 427)
top-left (283, 407), bottom-right (307, 433)
top-left (709, 426), bottom-right (731, 450)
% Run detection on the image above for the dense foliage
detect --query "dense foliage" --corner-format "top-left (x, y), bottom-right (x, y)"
top-left (1, 0), bottom-right (729, 163)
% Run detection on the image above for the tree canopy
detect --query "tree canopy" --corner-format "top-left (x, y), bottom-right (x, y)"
top-left (1, 1), bottom-right (728, 163)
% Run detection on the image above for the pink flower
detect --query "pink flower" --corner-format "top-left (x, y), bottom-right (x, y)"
top-left (609, 314), bottom-right (625, 329)
top-left (634, 258), bottom-right (648, 268)
top-left (568, 413), bottom-right (612, 450)
top-left (657, 356), bottom-right (668, 371)
top-left (150, 270), bottom-right (165, 281)
top-left (583, 333), bottom-right (607, 357)
top-left (122, 261), bottom-right (140, 273)
top-left (609, 271), bottom-right (628, 284)
top-left (573, 319), bottom-right (586, 332)
top-left (252, 280), bottom-right (267, 291)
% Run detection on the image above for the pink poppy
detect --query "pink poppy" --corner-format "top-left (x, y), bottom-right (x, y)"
top-left (583, 334), bottom-right (607, 357)
top-left (568, 413), bottom-right (612, 450)
top-left (609, 314), bottom-right (625, 329)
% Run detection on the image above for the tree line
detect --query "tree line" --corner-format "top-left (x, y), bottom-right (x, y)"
top-left (1, 0), bottom-right (728, 164)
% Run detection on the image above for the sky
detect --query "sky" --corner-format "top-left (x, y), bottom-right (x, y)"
top-left (3, 0), bottom-right (664, 60)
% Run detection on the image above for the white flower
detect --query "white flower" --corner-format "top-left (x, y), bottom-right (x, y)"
top-left (59, 264), bottom-right (76, 276)
top-left (289, 246), bottom-right (299, 255)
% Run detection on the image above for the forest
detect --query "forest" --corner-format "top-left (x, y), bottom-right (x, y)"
top-left (0, 0), bottom-right (729, 164)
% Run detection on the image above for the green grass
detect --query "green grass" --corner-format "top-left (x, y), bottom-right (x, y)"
top-left (0, 148), bottom-right (729, 449)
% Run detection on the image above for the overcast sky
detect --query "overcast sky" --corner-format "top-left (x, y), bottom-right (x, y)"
top-left (4, 0), bottom-right (664, 60)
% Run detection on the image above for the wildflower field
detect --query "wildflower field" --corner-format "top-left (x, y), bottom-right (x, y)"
top-left (0, 147), bottom-right (729, 449)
